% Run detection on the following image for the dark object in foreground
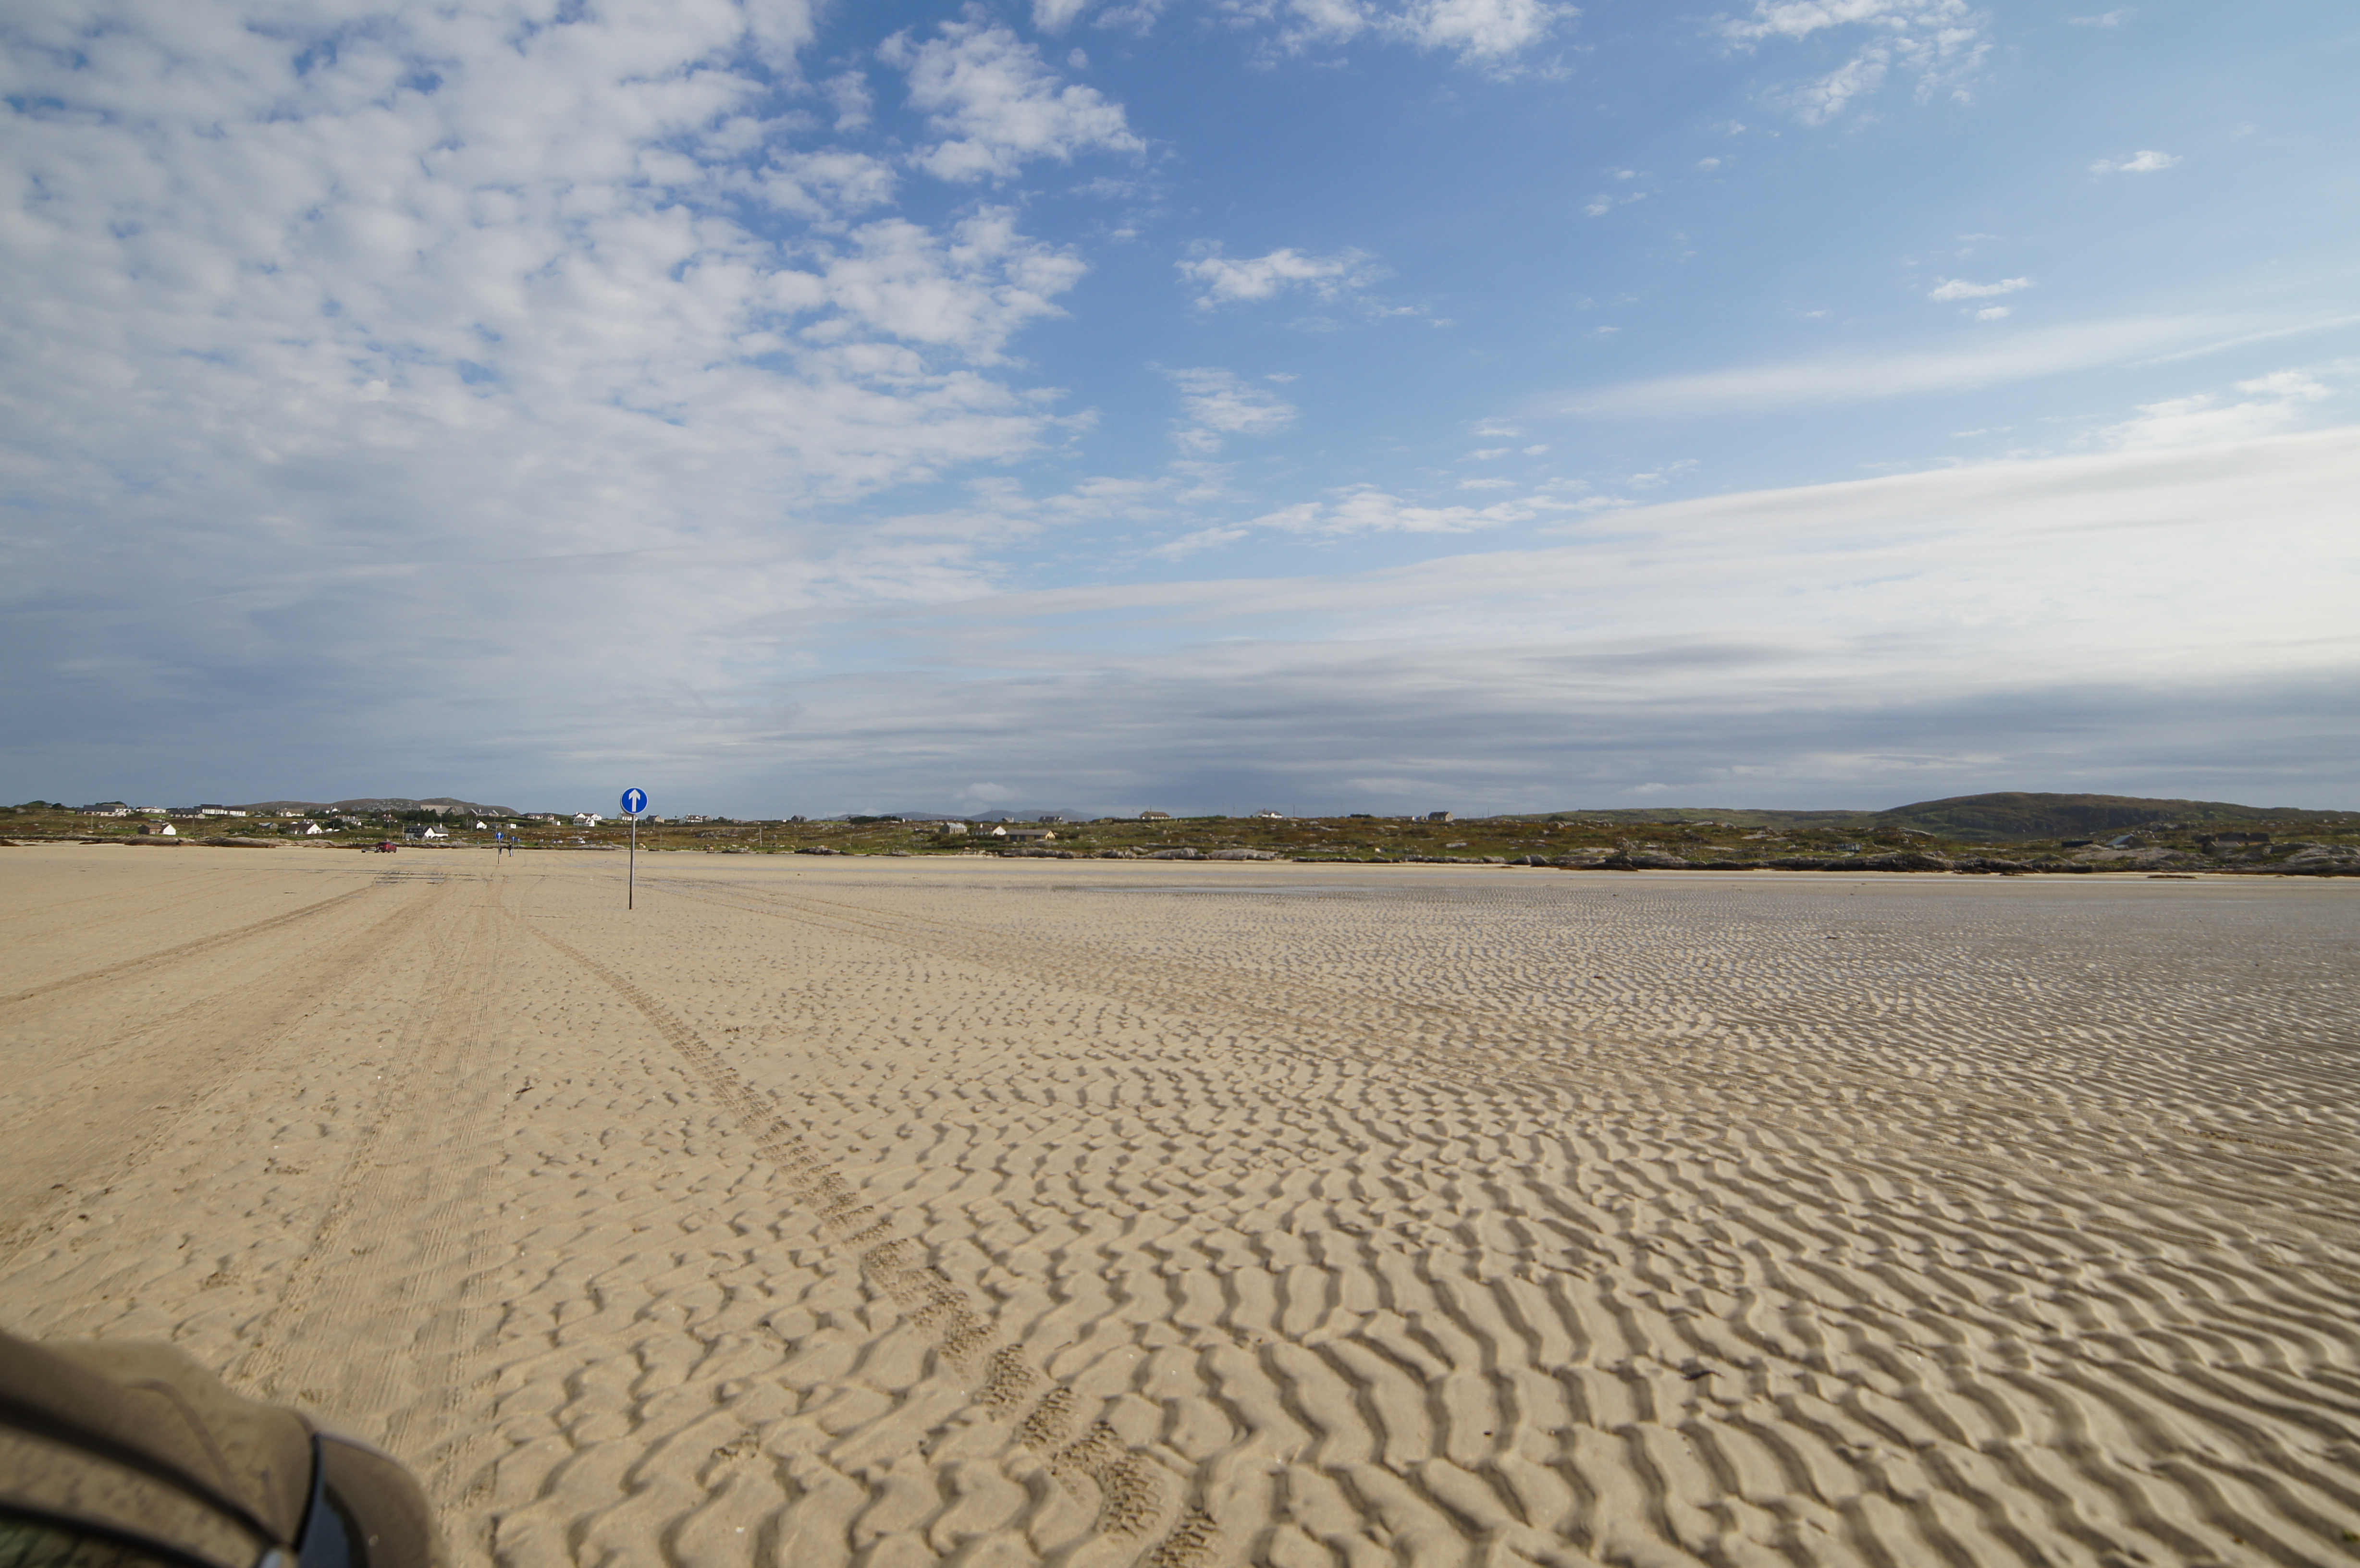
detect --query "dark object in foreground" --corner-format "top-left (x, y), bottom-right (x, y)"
top-left (360, 842), bottom-right (398, 854)
top-left (0, 1328), bottom-right (445, 1568)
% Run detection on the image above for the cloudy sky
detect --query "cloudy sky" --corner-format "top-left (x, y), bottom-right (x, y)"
top-left (4, 0), bottom-right (2355, 816)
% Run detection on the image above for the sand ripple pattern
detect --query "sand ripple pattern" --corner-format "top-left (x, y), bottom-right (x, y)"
top-left (2, 851), bottom-right (2356, 1568)
top-left (631, 869), bottom-right (2360, 1568)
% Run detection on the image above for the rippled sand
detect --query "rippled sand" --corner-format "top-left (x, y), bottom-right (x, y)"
top-left (3, 845), bottom-right (2357, 1568)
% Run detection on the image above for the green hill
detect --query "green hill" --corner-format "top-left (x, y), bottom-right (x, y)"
top-left (1508, 793), bottom-right (2349, 844)
top-left (1870, 793), bottom-right (2311, 842)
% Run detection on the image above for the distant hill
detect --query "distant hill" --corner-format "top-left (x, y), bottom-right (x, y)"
top-left (1507, 792), bottom-right (2347, 844)
top-left (1870, 793), bottom-right (2311, 842)
top-left (236, 796), bottom-right (521, 817)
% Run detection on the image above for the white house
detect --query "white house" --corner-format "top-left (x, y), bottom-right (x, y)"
top-left (1139, 810), bottom-right (1171, 820)
top-left (1252, 809), bottom-right (1286, 820)
top-left (299, 821), bottom-right (324, 835)
top-left (1005, 827), bottom-right (1057, 842)
top-left (573, 812), bottom-right (602, 826)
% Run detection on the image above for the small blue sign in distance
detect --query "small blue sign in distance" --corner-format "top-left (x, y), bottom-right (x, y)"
top-left (621, 788), bottom-right (647, 816)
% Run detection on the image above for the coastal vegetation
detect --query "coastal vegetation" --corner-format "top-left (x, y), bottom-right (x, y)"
top-left (8, 793), bottom-right (2354, 873)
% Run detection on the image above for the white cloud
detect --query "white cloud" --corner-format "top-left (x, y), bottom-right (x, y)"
top-left (883, 17), bottom-right (1144, 183)
top-left (1390, 0), bottom-right (1573, 61)
top-left (0, 0), bottom-right (1106, 809)
top-left (756, 149), bottom-right (898, 218)
top-left (1232, 0), bottom-right (1568, 65)
top-left (1722, 0), bottom-right (1990, 123)
top-left (1627, 458), bottom-right (1700, 488)
top-left (2090, 149), bottom-right (2178, 174)
top-left (2069, 10), bottom-right (2132, 24)
top-left (758, 428), bottom-right (2360, 813)
top-left (1787, 49), bottom-right (1890, 122)
top-left (1721, 0), bottom-right (1970, 45)
top-left (745, 0), bottom-right (822, 70)
top-left (1928, 276), bottom-right (2030, 300)
top-left (1169, 368), bottom-right (1298, 453)
top-left (1573, 316), bottom-right (2225, 413)
top-left (1585, 192), bottom-right (1647, 216)
top-left (1976, 306), bottom-right (2010, 320)
top-left (1177, 244), bottom-right (1376, 307)
top-left (2098, 367), bottom-right (2342, 452)
top-left (1247, 483), bottom-right (1578, 534)
top-left (811, 210), bottom-right (1087, 360)
top-left (823, 71), bottom-right (874, 133)
top-left (1148, 524), bottom-right (1254, 560)
top-left (1035, 0), bottom-right (1098, 29)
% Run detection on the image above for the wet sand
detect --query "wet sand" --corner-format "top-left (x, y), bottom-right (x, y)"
top-left (2, 844), bottom-right (2357, 1567)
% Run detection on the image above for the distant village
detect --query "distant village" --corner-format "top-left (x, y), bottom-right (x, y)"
top-left (11, 794), bottom-right (2355, 874)
top-left (52, 799), bottom-right (1465, 843)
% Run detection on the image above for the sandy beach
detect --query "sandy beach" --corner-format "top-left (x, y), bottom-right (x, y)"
top-left (2, 843), bottom-right (2355, 1568)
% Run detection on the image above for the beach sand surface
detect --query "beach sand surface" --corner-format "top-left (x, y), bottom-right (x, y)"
top-left (2, 844), bottom-right (2357, 1568)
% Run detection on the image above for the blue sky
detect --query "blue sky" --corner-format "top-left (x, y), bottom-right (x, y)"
top-left (4, 0), bottom-right (2355, 816)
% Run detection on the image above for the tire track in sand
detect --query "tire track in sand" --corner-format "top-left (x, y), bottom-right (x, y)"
top-left (230, 874), bottom-right (515, 1441)
top-left (530, 926), bottom-right (1211, 1568)
top-left (0, 883), bottom-right (371, 1012)
top-left (0, 883), bottom-right (449, 1260)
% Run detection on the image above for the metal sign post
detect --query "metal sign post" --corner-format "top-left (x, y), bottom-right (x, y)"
top-left (620, 788), bottom-right (647, 908)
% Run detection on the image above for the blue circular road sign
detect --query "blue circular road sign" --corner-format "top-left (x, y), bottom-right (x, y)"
top-left (621, 788), bottom-right (647, 816)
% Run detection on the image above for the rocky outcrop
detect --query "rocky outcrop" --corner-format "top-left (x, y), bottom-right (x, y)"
top-left (1599, 851), bottom-right (1691, 869)
top-left (2269, 844), bottom-right (2360, 875)
top-left (1143, 847), bottom-right (1201, 859)
top-left (1208, 848), bottom-right (1281, 860)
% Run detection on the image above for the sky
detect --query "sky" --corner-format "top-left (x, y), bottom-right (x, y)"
top-left (3, 0), bottom-right (2356, 818)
